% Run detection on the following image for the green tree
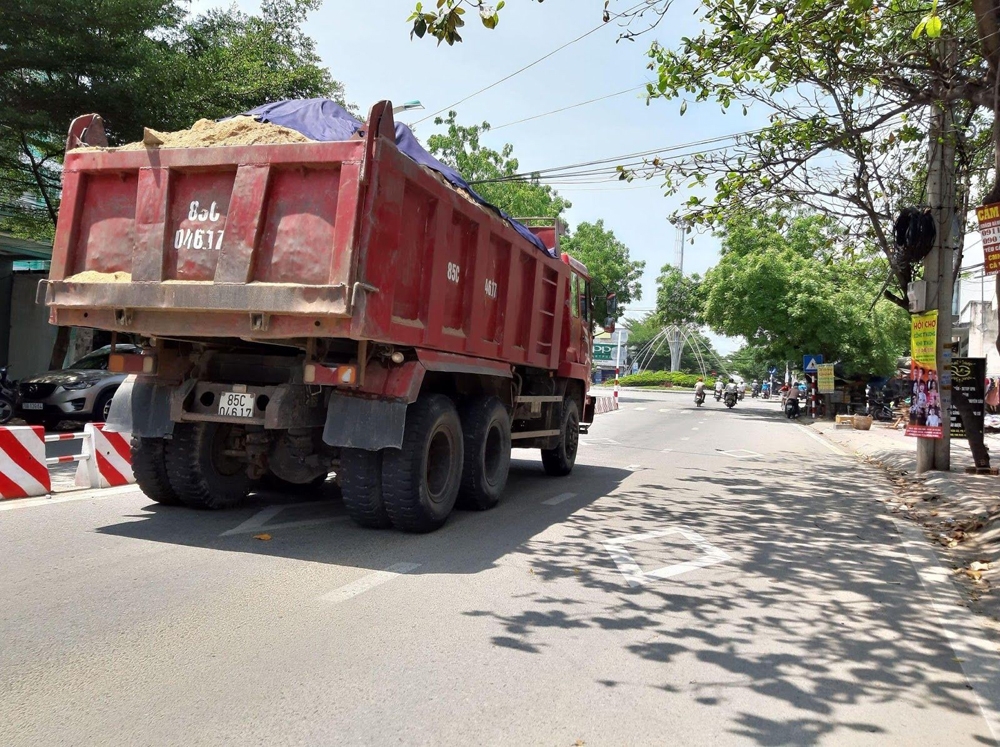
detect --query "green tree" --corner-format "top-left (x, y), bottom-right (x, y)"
top-left (426, 112), bottom-right (570, 220)
top-left (655, 265), bottom-right (702, 326)
top-left (0, 0), bottom-right (342, 242)
top-left (702, 210), bottom-right (910, 377)
top-left (560, 220), bottom-right (645, 325)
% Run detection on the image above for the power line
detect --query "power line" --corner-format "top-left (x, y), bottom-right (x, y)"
top-left (412, 0), bottom-right (651, 126)
top-left (490, 85), bottom-right (648, 130)
top-left (471, 129), bottom-right (764, 185)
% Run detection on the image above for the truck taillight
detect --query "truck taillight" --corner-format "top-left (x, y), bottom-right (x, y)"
top-left (109, 353), bottom-right (156, 374)
top-left (304, 363), bottom-right (358, 386)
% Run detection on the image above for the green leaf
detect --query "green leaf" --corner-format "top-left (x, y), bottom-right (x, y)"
top-left (926, 15), bottom-right (942, 38)
top-left (912, 19), bottom-right (927, 39)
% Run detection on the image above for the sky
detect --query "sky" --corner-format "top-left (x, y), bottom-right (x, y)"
top-left (191, 0), bottom-right (756, 353)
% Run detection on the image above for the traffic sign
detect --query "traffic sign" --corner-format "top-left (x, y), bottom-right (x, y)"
top-left (803, 354), bottom-right (824, 373)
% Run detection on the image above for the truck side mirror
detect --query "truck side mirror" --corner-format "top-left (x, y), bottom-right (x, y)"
top-left (604, 317), bottom-right (615, 334)
top-left (606, 292), bottom-right (617, 318)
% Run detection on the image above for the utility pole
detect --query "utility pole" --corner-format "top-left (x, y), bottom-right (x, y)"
top-left (667, 219), bottom-right (690, 371)
top-left (917, 48), bottom-right (957, 474)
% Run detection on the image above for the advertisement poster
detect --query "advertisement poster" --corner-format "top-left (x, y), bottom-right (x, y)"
top-left (816, 363), bottom-right (835, 394)
top-left (906, 310), bottom-right (942, 438)
top-left (976, 202), bottom-right (1000, 275)
top-left (949, 357), bottom-right (986, 439)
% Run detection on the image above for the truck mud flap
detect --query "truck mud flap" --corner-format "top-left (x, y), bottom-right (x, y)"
top-left (323, 394), bottom-right (406, 451)
top-left (105, 376), bottom-right (175, 438)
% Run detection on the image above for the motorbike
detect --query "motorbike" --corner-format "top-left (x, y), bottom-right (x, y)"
top-left (762, 388), bottom-right (771, 400)
top-left (785, 398), bottom-right (801, 419)
top-left (724, 390), bottom-right (737, 409)
top-left (752, 385), bottom-right (760, 398)
top-left (0, 366), bottom-right (17, 425)
top-left (695, 390), bottom-right (706, 407)
top-left (737, 389), bottom-right (745, 401)
top-left (866, 398), bottom-right (895, 422)
top-left (714, 389), bottom-right (723, 402)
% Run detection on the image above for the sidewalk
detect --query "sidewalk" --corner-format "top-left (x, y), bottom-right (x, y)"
top-left (805, 416), bottom-right (1000, 627)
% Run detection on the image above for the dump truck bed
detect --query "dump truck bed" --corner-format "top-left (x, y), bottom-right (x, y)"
top-left (43, 104), bottom-right (573, 372)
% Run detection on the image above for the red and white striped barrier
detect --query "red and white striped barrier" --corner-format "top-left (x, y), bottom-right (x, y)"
top-left (76, 423), bottom-right (135, 489)
top-left (0, 426), bottom-right (52, 499)
top-left (594, 395), bottom-right (619, 415)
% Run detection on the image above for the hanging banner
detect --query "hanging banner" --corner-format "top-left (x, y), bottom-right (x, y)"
top-left (815, 363), bottom-right (835, 394)
top-left (975, 202), bottom-right (1000, 275)
top-left (906, 310), bottom-right (942, 438)
top-left (949, 357), bottom-right (986, 439)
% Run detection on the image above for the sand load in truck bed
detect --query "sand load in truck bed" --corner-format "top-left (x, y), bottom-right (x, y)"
top-left (75, 116), bottom-right (313, 151)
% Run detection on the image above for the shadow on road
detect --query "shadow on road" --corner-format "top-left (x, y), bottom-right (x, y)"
top-left (95, 458), bottom-right (633, 575)
top-left (452, 457), bottom-right (997, 745)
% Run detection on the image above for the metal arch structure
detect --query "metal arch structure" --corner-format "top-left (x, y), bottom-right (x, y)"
top-left (632, 323), bottom-right (730, 379)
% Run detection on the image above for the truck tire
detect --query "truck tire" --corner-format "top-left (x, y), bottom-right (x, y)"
top-left (541, 398), bottom-right (580, 477)
top-left (382, 394), bottom-right (463, 533)
top-left (339, 449), bottom-right (391, 528)
top-left (164, 422), bottom-right (251, 510)
top-left (457, 396), bottom-right (510, 511)
top-left (131, 436), bottom-right (183, 506)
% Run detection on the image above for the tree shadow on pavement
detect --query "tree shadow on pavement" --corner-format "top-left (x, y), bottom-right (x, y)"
top-left (453, 456), bottom-right (998, 745)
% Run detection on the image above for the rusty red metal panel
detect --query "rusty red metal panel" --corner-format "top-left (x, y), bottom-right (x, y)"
top-left (423, 200), bottom-right (451, 347)
top-left (49, 170), bottom-right (85, 281)
top-left (73, 172), bottom-right (138, 275)
top-left (417, 349), bottom-right (513, 378)
top-left (329, 161), bottom-right (361, 287)
top-left (132, 168), bottom-right (172, 282)
top-left (164, 170), bottom-right (235, 280)
top-left (359, 360), bottom-right (425, 402)
top-left (215, 164), bottom-right (272, 284)
top-left (549, 271), bottom-right (567, 370)
top-left (254, 166), bottom-right (343, 285)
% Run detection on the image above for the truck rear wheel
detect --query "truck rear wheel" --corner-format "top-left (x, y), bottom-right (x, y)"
top-left (457, 396), bottom-right (510, 511)
top-left (541, 398), bottom-right (579, 477)
top-left (131, 436), bottom-right (183, 506)
top-left (164, 422), bottom-right (251, 510)
top-left (382, 394), bottom-right (463, 533)
top-left (339, 449), bottom-right (391, 528)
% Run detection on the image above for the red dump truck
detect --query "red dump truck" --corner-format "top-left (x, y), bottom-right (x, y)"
top-left (42, 101), bottom-right (603, 532)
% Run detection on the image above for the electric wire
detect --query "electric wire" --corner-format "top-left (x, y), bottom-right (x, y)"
top-left (489, 85), bottom-right (649, 130)
top-left (412, 0), bottom-right (652, 126)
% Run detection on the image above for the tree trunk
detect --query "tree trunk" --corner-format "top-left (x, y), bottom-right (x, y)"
top-left (48, 326), bottom-right (71, 370)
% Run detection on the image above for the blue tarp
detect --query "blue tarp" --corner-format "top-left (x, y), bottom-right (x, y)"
top-left (240, 99), bottom-right (551, 256)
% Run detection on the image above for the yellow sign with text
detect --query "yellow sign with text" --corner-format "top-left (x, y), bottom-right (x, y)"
top-left (816, 363), bottom-right (835, 394)
top-left (910, 310), bottom-right (938, 367)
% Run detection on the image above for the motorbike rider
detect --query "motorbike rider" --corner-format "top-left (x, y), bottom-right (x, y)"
top-left (752, 379), bottom-right (760, 397)
top-left (786, 381), bottom-right (801, 417)
top-left (737, 379), bottom-right (747, 400)
top-left (714, 378), bottom-right (725, 399)
top-left (694, 377), bottom-right (706, 404)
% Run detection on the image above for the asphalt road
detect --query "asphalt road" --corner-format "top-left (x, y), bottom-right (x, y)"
top-left (2, 391), bottom-right (998, 746)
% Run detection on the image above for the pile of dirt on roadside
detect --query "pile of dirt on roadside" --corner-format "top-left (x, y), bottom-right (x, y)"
top-left (74, 116), bottom-right (312, 151)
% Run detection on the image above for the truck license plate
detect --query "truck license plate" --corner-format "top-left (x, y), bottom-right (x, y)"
top-left (218, 392), bottom-right (255, 418)
top-left (22, 402), bottom-right (43, 410)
